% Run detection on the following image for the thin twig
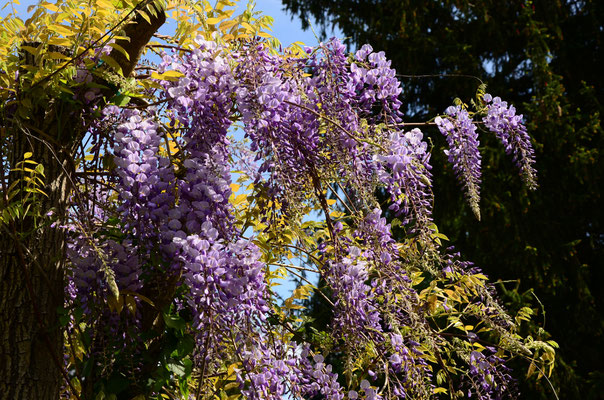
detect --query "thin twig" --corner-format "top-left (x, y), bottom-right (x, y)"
top-left (270, 262), bottom-right (319, 275)
top-left (336, 182), bottom-right (359, 214)
top-left (146, 44), bottom-right (191, 52)
top-left (325, 181), bottom-right (355, 216)
top-left (396, 73), bottom-right (484, 84)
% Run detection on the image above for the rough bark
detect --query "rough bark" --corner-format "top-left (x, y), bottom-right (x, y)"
top-left (0, 123), bottom-right (71, 400)
top-left (0, 2), bottom-right (165, 398)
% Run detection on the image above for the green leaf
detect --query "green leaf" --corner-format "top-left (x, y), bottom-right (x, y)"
top-left (110, 93), bottom-right (130, 106)
top-left (137, 9), bottom-right (151, 23)
top-left (108, 42), bottom-right (130, 61)
top-left (166, 361), bottom-right (186, 377)
top-left (100, 54), bottom-right (123, 76)
top-left (176, 335), bottom-right (195, 357)
top-left (163, 313), bottom-right (186, 331)
top-left (34, 163), bottom-right (45, 176)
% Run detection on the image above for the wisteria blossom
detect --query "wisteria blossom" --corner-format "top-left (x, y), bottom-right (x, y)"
top-left (483, 94), bottom-right (538, 189)
top-left (60, 35), bottom-right (546, 400)
top-left (435, 106), bottom-right (482, 219)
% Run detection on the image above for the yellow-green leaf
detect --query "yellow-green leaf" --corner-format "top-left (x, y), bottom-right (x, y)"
top-left (46, 51), bottom-right (70, 60)
top-left (100, 54), bottom-right (123, 75)
top-left (42, 3), bottom-right (60, 12)
top-left (49, 24), bottom-right (75, 37)
top-left (108, 42), bottom-right (130, 61)
top-left (150, 70), bottom-right (184, 81)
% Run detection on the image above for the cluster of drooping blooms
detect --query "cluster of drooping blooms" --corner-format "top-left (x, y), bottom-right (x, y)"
top-left (375, 128), bottom-right (434, 233)
top-left (67, 107), bottom-right (160, 308)
top-left (482, 93), bottom-right (538, 189)
top-left (234, 39), bottom-right (411, 216)
top-left (355, 207), bottom-right (399, 263)
top-left (349, 43), bottom-right (404, 123)
top-left (233, 342), bottom-right (345, 399)
top-left (465, 348), bottom-right (515, 400)
top-left (173, 229), bottom-right (269, 329)
top-left (324, 243), bottom-right (382, 341)
top-left (158, 39), bottom-right (238, 237)
top-left (313, 206), bottom-right (435, 399)
top-left (60, 34), bottom-right (541, 400)
top-left (435, 105), bottom-right (482, 219)
top-left (234, 42), bottom-right (322, 209)
top-left (113, 110), bottom-right (176, 240)
top-left (156, 39), bottom-right (274, 349)
top-left (352, 209), bottom-right (435, 398)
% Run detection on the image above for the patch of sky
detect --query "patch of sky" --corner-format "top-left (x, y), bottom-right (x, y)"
top-left (512, 58), bottom-right (533, 79)
top-left (240, 0), bottom-right (343, 47)
top-left (450, 3), bottom-right (476, 22)
top-left (569, 0), bottom-right (586, 16)
top-left (481, 57), bottom-right (496, 78)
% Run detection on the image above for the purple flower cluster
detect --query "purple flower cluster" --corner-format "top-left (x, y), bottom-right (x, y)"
top-left (435, 106), bottom-right (482, 219)
top-left (376, 128), bottom-right (433, 234)
top-left (234, 39), bottom-right (408, 216)
top-left (483, 94), bottom-right (538, 190)
top-left (322, 208), bottom-right (435, 397)
top-left (67, 108), bottom-right (170, 308)
top-left (159, 38), bottom-right (237, 237)
top-left (234, 343), bottom-right (344, 399)
top-left (113, 111), bottom-right (176, 240)
top-left (356, 208), bottom-right (399, 264)
top-left (174, 227), bottom-right (269, 330)
top-left (466, 349), bottom-right (514, 400)
top-left (350, 43), bottom-right (404, 123)
top-left (235, 43), bottom-right (321, 206)
top-left (155, 39), bottom-right (271, 340)
top-left (67, 237), bottom-right (140, 310)
top-left (66, 39), bottom-right (274, 389)
top-left (61, 35), bottom-right (532, 399)
top-left (326, 244), bottom-right (382, 341)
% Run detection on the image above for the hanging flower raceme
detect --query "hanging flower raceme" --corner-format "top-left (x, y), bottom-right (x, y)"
top-left (156, 40), bottom-right (275, 367)
top-left (325, 244), bottom-right (382, 341)
top-left (113, 110), bottom-right (176, 240)
top-left (466, 349), bottom-right (515, 400)
top-left (376, 128), bottom-right (434, 234)
top-left (234, 39), bottom-right (407, 218)
top-left (174, 225), bottom-right (269, 330)
top-left (235, 43), bottom-right (322, 208)
top-left (349, 43), bottom-right (404, 124)
top-left (159, 38), bottom-right (238, 238)
top-left (483, 94), bottom-right (538, 190)
top-left (435, 105), bottom-right (482, 219)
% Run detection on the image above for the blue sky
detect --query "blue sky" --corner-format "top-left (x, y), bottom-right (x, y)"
top-left (251, 0), bottom-right (341, 46)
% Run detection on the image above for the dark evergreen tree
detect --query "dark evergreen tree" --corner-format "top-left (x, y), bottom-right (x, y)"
top-left (284, 1), bottom-right (604, 398)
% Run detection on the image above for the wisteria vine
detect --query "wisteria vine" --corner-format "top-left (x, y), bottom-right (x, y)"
top-left (59, 34), bottom-right (549, 400)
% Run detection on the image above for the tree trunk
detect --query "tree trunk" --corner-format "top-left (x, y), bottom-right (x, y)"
top-left (0, 2), bottom-right (165, 398)
top-left (0, 126), bottom-right (71, 400)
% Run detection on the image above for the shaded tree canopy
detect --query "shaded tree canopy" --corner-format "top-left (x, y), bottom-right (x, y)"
top-left (282, 0), bottom-right (604, 398)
